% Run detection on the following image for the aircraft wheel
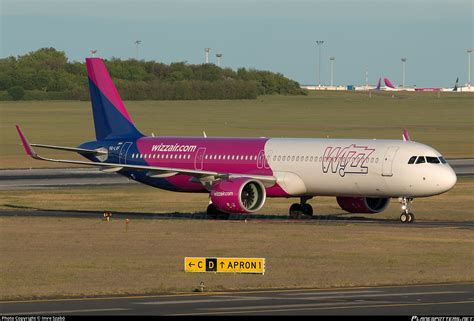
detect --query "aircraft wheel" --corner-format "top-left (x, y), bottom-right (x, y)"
top-left (407, 213), bottom-right (415, 223)
top-left (207, 204), bottom-right (219, 219)
top-left (289, 203), bottom-right (303, 218)
top-left (302, 203), bottom-right (313, 216)
top-left (400, 213), bottom-right (408, 223)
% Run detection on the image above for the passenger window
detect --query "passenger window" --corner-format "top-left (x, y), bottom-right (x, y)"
top-left (408, 156), bottom-right (417, 164)
top-left (416, 156), bottom-right (426, 164)
top-left (426, 156), bottom-right (440, 164)
top-left (439, 157), bottom-right (447, 164)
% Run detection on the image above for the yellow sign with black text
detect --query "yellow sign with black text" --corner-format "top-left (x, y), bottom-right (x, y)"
top-left (185, 257), bottom-right (265, 274)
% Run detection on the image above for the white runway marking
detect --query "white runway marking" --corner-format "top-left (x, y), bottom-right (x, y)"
top-left (281, 290), bottom-right (382, 296)
top-left (199, 300), bottom-right (395, 311)
top-left (297, 290), bottom-right (467, 301)
top-left (3, 308), bottom-right (130, 315)
top-left (137, 296), bottom-right (268, 305)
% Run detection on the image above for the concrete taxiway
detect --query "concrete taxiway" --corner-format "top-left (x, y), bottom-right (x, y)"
top-left (1, 283), bottom-right (473, 315)
top-left (0, 159), bottom-right (472, 190)
top-left (0, 209), bottom-right (473, 229)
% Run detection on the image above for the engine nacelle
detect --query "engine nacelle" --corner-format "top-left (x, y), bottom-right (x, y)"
top-left (336, 196), bottom-right (390, 214)
top-left (210, 178), bottom-right (266, 214)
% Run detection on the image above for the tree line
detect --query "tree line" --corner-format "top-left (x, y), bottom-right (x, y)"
top-left (0, 48), bottom-right (306, 101)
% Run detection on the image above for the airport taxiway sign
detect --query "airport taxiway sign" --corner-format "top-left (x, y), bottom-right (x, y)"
top-left (185, 257), bottom-right (265, 274)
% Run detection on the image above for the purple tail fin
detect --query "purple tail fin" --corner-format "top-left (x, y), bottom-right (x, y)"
top-left (384, 77), bottom-right (395, 89)
top-left (375, 78), bottom-right (381, 90)
top-left (86, 58), bottom-right (143, 140)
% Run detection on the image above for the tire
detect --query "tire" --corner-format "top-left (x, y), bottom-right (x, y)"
top-left (302, 203), bottom-right (313, 216)
top-left (407, 213), bottom-right (415, 223)
top-left (400, 213), bottom-right (408, 223)
top-left (289, 203), bottom-right (303, 218)
top-left (207, 204), bottom-right (219, 219)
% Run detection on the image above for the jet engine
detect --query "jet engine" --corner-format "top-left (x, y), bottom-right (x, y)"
top-left (336, 196), bottom-right (390, 214)
top-left (210, 178), bottom-right (266, 214)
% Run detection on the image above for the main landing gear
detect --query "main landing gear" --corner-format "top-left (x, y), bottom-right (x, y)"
top-left (399, 197), bottom-right (415, 223)
top-left (206, 203), bottom-right (230, 220)
top-left (289, 197), bottom-right (313, 218)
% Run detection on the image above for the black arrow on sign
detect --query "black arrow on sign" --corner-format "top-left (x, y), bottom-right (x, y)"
top-left (189, 262), bottom-right (195, 267)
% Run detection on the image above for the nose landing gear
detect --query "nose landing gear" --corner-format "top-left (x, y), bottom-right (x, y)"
top-left (399, 197), bottom-right (415, 223)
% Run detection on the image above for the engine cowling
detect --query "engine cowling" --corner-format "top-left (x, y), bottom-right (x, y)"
top-left (210, 178), bottom-right (266, 214)
top-left (336, 197), bottom-right (390, 214)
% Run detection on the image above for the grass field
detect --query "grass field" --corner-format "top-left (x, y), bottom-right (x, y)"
top-left (0, 177), bottom-right (473, 222)
top-left (1, 92), bottom-right (473, 300)
top-left (1, 91), bottom-right (473, 169)
top-left (0, 216), bottom-right (472, 300)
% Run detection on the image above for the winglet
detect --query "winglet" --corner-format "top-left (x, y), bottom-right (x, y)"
top-left (15, 125), bottom-right (38, 158)
top-left (402, 129), bottom-right (411, 142)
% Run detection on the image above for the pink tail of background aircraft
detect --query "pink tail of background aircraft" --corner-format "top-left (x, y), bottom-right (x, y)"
top-left (16, 58), bottom-right (457, 223)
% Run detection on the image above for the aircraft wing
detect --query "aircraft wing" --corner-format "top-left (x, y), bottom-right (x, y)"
top-left (30, 143), bottom-right (108, 155)
top-left (15, 125), bottom-right (277, 186)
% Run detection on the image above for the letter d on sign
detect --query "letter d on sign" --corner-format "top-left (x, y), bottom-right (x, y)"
top-left (206, 258), bottom-right (217, 272)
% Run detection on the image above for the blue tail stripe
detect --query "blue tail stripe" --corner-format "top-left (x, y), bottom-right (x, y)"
top-left (88, 78), bottom-right (142, 140)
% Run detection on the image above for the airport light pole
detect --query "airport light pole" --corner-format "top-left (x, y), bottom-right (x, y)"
top-left (216, 53), bottom-right (222, 67)
top-left (365, 66), bottom-right (369, 90)
top-left (329, 56), bottom-right (335, 87)
top-left (134, 40), bottom-right (142, 60)
top-left (468, 49), bottom-right (472, 90)
top-left (401, 58), bottom-right (407, 89)
top-left (205, 48), bottom-right (211, 64)
top-left (316, 40), bottom-right (324, 88)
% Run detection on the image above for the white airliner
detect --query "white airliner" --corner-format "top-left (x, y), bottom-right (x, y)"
top-left (16, 58), bottom-right (457, 223)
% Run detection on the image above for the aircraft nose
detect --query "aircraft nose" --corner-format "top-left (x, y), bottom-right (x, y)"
top-left (439, 166), bottom-right (457, 193)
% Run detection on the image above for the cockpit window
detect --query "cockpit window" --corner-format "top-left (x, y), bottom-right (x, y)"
top-left (439, 157), bottom-right (447, 164)
top-left (408, 156), bottom-right (417, 164)
top-left (426, 156), bottom-right (440, 164)
top-left (415, 156), bottom-right (426, 164)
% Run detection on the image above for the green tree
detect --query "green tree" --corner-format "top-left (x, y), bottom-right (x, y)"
top-left (7, 86), bottom-right (25, 100)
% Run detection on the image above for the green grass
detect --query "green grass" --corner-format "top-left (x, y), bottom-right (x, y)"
top-left (1, 91), bottom-right (473, 169)
top-left (0, 177), bottom-right (472, 222)
top-left (0, 216), bottom-right (472, 300)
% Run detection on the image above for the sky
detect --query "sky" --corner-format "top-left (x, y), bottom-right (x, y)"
top-left (1, 0), bottom-right (473, 87)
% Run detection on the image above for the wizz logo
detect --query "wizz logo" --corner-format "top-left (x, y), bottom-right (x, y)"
top-left (322, 144), bottom-right (375, 177)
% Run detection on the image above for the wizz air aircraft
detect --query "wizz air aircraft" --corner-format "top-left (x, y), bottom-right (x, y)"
top-left (16, 58), bottom-right (457, 223)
